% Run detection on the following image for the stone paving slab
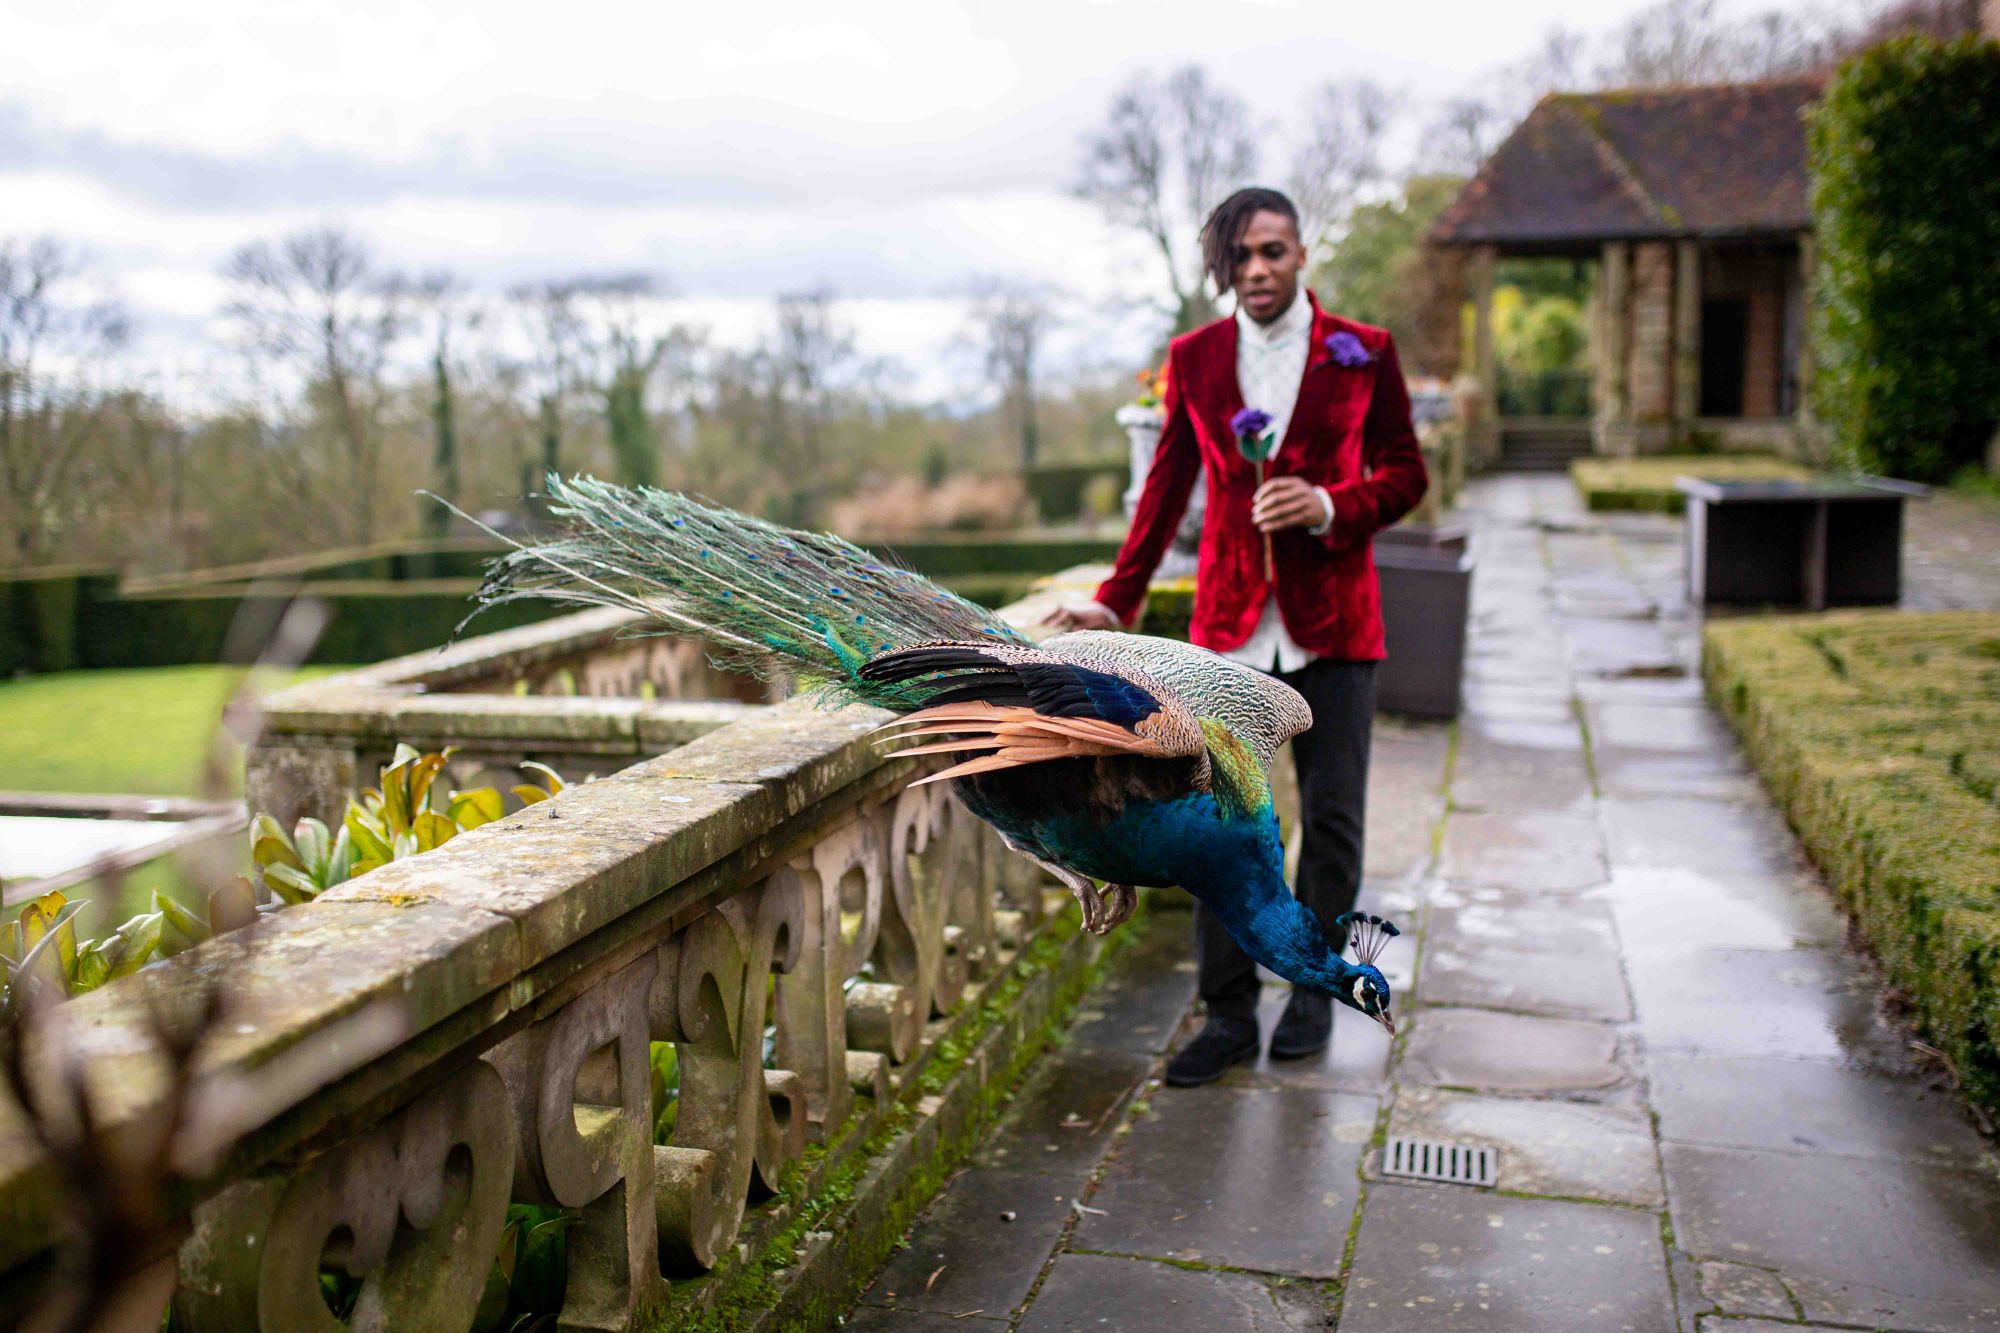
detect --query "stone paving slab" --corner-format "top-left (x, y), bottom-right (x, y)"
top-left (1399, 1007), bottom-right (1623, 1093)
top-left (1601, 865), bottom-right (1848, 958)
top-left (1419, 888), bottom-right (1631, 1022)
top-left (1663, 1142), bottom-right (2000, 1331)
top-left (1221, 984), bottom-right (1395, 1094)
top-left (1077, 1084), bottom-right (1374, 1277)
top-left (1438, 811), bottom-right (1607, 890)
top-left (1448, 740), bottom-right (1594, 815)
top-left (1383, 1086), bottom-right (1664, 1208)
top-left (1651, 1054), bottom-right (1988, 1166)
top-left (1600, 795), bottom-right (1803, 877)
top-left (1065, 915), bottom-right (1197, 1058)
top-left (1019, 1253), bottom-right (1327, 1332)
top-left (1340, 1186), bottom-right (1674, 1332)
top-left (1625, 946), bottom-right (1881, 1061)
top-left (1693, 1320), bottom-right (1848, 1333)
top-left (842, 1307), bottom-right (1008, 1330)
top-left (1695, 1260), bottom-right (1798, 1320)
top-left (861, 1167), bottom-right (1080, 1319)
top-left (969, 1044), bottom-right (1154, 1173)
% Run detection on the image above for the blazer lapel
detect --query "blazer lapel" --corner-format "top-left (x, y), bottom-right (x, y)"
top-left (1276, 295), bottom-right (1369, 469)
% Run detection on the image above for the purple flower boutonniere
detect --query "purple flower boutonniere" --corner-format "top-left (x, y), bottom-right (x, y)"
top-left (1230, 407), bottom-right (1278, 582)
top-left (1325, 330), bottom-right (1373, 368)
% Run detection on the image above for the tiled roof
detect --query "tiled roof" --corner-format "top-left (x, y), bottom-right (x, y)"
top-left (1429, 79), bottom-right (1823, 246)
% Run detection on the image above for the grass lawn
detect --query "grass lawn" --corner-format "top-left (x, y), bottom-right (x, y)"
top-left (1571, 454), bottom-right (1814, 513)
top-left (0, 665), bottom-right (347, 797)
top-left (1705, 610), bottom-right (2000, 1112)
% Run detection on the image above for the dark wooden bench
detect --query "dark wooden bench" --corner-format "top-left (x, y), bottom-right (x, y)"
top-left (1674, 476), bottom-right (1927, 610)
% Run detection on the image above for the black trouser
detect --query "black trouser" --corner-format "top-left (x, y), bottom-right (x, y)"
top-left (1196, 657), bottom-right (1376, 1026)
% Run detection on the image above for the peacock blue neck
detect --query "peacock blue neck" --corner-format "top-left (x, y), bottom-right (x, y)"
top-left (1179, 815), bottom-right (1361, 997)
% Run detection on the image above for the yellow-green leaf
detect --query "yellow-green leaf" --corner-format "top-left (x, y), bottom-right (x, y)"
top-left (409, 752), bottom-right (450, 815)
top-left (520, 761), bottom-right (566, 795)
top-left (448, 787), bottom-right (504, 829)
top-left (154, 891), bottom-right (210, 953)
top-left (414, 810), bottom-right (458, 852)
top-left (512, 785), bottom-right (551, 807)
top-left (262, 862), bottom-right (320, 906)
top-left (102, 912), bottom-right (164, 979)
top-left (345, 808), bottom-right (392, 863)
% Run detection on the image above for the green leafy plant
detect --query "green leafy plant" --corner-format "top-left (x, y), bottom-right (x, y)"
top-left (250, 746), bottom-right (562, 903)
top-left (1809, 34), bottom-right (2000, 483)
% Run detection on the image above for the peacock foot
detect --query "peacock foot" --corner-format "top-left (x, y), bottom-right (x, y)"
top-left (1097, 883), bottom-right (1137, 932)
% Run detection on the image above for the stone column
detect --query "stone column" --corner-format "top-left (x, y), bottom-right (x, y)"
top-left (1795, 234), bottom-right (1817, 422)
top-left (1626, 241), bottom-right (1676, 452)
top-left (1673, 239), bottom-right (1702, 437)
top-left (1595, 242), bottom-right (1631, 452)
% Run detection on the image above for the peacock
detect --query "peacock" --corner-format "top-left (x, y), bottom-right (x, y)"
top-left (467, 476), bottom-right (1398, 1034)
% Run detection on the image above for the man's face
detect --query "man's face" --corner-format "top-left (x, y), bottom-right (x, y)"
top-left (1232, 210), bottom-right (1306, 325)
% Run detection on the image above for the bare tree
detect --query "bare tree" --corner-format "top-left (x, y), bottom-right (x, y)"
top-left (505, 278), bottom-right (587, 500)
top-left (1074, 64), bottom-right (1258, 333)
top-left (0, 238), bottom-right (130, 565)
top-left (963, 278), bottom-right (1060, 472)
top-left (569, 273), bottom-right (703, 490)
top-left (1417, 96), bottom-right (1505, 176)
top-left (220, 226), bottom-right (402, 545)
top-left (406, 270), bottom-right (482, 538)
top-left (763, 286), bottom-right (861, 523)
top-left (1287, 80), bottom-right (1399, 261)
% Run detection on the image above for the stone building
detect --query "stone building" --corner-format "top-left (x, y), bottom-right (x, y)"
top-left (1427, 80), bottom-right (1825, 467)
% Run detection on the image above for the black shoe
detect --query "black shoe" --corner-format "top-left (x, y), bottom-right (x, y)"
top-left (1164, 1019), bottom-right (1259, 1087)
top-left (1268, 989), bottom-right (1333, 1060)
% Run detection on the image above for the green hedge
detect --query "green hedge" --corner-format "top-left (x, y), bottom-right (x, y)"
top-left (1570, 455), bottom-right (1814, 515)
top-left (1809, 35), bottom-right (2000, 483)
top-left (1704, 611), bottom-right (2000, 1111)
top-left (1024, 460), bottom-right (1128, 521)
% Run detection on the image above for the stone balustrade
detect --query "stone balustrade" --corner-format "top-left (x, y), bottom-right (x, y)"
top-left (0, 585), bottom-right (1123, 1332)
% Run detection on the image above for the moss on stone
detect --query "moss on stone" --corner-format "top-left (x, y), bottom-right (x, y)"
top-left (1703, 610), bottom-right (2000, 1111)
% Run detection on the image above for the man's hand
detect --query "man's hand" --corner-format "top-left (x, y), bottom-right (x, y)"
top-left (1252, 476), bottom-right (1331, 533)
top-left (1042, 602), bottom-right (1122, 632)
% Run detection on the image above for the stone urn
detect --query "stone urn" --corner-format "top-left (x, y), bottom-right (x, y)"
top-left (1115, 402), bottom-right (1204, 581)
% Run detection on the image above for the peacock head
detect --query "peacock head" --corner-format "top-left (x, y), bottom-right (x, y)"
top-left (1331, 912), bottom-right (1400, 1036)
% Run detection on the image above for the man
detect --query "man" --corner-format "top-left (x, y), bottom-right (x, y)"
top-left (1046, 186), bottom-right (1427, 1087)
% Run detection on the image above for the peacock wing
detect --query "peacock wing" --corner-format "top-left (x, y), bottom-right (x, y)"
top-left (859, 640), bottom-right (1208, 786)
top-left (1038, 630), bottom-right (1312, 776)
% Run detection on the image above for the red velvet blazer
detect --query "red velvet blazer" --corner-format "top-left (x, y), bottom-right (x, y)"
top-left (1093, 293), bottom-right (1429, 662)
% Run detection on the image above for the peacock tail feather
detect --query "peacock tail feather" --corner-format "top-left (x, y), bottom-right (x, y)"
top-left (471, 475), bottom-right (1032, 710)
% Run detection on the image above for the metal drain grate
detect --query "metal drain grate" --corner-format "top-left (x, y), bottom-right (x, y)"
top-left (1381, 1136), bottom-right (1498, 1188)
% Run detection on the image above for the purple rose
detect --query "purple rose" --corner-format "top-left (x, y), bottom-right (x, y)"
top-left (1325, 331), bottom-right (1372, 367)
top-left (1230, 407), bottom-right (1273, 437)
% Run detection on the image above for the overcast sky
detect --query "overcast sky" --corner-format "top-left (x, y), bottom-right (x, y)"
top-left (4, 0), bottom-right (1796, 402)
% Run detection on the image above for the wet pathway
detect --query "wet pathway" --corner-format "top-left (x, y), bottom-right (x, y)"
top-left (842, 474), bottom-right (2000, 1332)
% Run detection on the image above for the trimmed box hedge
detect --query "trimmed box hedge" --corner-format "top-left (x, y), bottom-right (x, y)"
top-left (1572, 455), bottom-right (1813, 514)
top-left (1704, 611), bottom-right (2000, 1111)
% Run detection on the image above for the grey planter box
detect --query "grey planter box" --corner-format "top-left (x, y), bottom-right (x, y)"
top-left (1676, 477), bottom-right (1926, 610)
top-left (1375, 523), bottom-right (1474, 720)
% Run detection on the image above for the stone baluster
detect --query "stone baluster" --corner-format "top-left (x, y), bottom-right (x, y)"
top-left (651, 874), bottom-right (809, 1273)
top-left (488, 955), bottom-right (663, 1331)
top-left (174, 1059), bottom-right (516, 1332)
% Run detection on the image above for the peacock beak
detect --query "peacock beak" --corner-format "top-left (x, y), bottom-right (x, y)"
top-left (1377, 1008), bottom-right (1395, 1037)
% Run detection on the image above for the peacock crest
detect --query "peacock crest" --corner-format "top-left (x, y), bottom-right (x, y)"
top-left (1333, 912), bottom-right (1401, 968)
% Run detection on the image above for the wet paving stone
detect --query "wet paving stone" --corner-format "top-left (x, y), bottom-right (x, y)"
top-left (842, 1306), bottom-right (1009, 1329)
top-left (1400, 1007), bottom-right (1622, 1093)
top-left (1696, 1260), bottom-right (1798, 1319)
top-left (1419, 890), bottom-right (1631, 1022)
top-left (1066, 914), bottom-right (1196, 1057)
top-left (1439, 811), bottom-right (1606, 890)
top-left (862, 1167), bottom-right (1078, 1319)
top-left (1385, 1087), bottom-right (1663, 1207)
top-left (1651, 1055), bottom-right (1990, 1166)
top-left (1340, 1185), bottom-right (1674, 1332)
top-left (1663, 1143), bottom-right (2000, 1331)
top-left (1692, 1320), bottom-right (1849, 1333)
top-left (1601, 796), bottom-right (1803, 876)
top-left (1590, 746), bottom-right (1759, 801)
top-left (1020, 1252), bottom-right (1328, 1332)
top-left (1213, 983), bottom-right (1397, 1095)
top-left (1583, 700), bottom-right (1732, 753)
top-left (1076, 1084), bottom-right (1375, 1277)
top-left (1625, 946), bottom-right (1882, 1062)
top-left (1449, 740), bottom-right (1594, 814)
top-left (1600, 866), bottom-right (1847, 962)
top-left (970, 1045), bottom-right (1154, 1172)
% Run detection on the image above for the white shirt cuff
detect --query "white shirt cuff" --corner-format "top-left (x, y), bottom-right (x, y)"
top-left (1308, 486), bottom-right (1335, 537)
top-left (1086, 599), bottom-right (1134, 629)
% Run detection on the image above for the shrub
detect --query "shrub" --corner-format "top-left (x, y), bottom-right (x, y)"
top-left (1809, 35), bottom-right (2000, 483)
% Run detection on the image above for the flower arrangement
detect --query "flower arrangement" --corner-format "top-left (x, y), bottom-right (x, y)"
top-left (1132, 364), bottom-right (1168, 408)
